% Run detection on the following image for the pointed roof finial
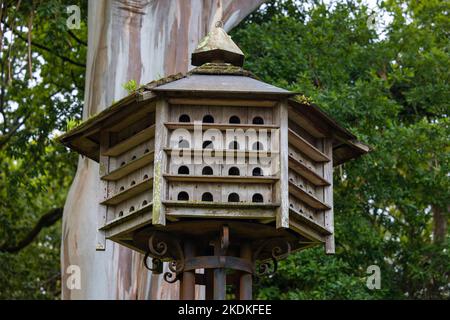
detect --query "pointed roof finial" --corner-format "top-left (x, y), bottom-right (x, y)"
top-left (191, 21), bottom-right (244, 67)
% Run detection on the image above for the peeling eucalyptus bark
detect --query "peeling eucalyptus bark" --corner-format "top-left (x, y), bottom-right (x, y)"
top-left (62, 0), bottom-right (265, 300)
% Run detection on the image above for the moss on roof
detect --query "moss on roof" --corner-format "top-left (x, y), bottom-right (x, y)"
top-left (189, 63), bottom-right (257, 79)
top-left (59, 63), bottom-right (261, 141)
top-left (141, 72), bottom-right (185, 91)
top-left (141, 63), bottom-right (257, 91)
top-left (57, 92), bottom-right (139, 142)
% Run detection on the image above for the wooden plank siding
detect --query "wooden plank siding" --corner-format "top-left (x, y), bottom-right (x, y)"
top-left (152, 99), bottom-right (169, 226)
top-left (323, 138), bottom-right (335, 254)
top-left (275, 100), bottom-right (290, 228)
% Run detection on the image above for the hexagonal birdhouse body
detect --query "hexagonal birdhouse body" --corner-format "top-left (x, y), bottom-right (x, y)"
top-left (59, 27), bottom-right (368, 257)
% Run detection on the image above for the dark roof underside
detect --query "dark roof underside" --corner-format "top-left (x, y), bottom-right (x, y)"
top-left (287, 97), bottom-right (369, 165)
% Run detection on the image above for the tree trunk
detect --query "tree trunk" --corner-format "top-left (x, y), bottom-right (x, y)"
top-left (61, 0), bottom-right (264, 300)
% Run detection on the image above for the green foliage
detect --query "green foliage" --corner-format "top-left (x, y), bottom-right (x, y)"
top-left (0, 0), bottom-right (86, 299)
top-left (255, 248), bottom-right (385, 299)
top-left (232, 0), bottom-right (449, 299)
top-left (122, 79), bottom-right (138, 93)
top-left (0, 221), bottom-right (62, 299)
top-left (65, 117), bottom-right (81, 131)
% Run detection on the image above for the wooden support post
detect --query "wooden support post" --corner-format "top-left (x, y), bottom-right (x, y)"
top-left (205, 268), bottom-right (214, 300)
top-left (96, 130), bottom-right (109, 251)
top-left (323, 138), bottom-right (335, 254)
top-left (180, 241), bottom-right (195, 300)
top-left (152, 99), bottom-right (168, 226)
top-left (213, 241), bottom-right (226, 300)
top-left (275, 100), bottom-right (290, 228)
top-left (234, 275), bottom-right (241, 300)
top-left (239, 242), bottom-right (253, 300)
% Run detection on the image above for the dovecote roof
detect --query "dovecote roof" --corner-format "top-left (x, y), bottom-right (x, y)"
top-left (58, 63), bottom-right (369, 165)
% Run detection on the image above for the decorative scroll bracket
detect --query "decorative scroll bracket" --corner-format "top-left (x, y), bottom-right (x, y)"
top-left (252, 238), bottom-right (291, 279)
top-left (142, 227), bottom-right (292, 286)
top-left (143, 231), bottom-right (185, 283)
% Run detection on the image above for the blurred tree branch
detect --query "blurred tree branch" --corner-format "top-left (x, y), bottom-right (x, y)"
top-left (68, 29), bottom-right (87, 47)
top-left (2, 19), bottom-right (86, 68)
top-left (0, 207), bottom-right (63, 253)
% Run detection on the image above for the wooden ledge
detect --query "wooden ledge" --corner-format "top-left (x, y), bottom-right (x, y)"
top-left (100, 179), bottom-right (153, 206)
top-left (103, 125), bottom-right (155, 157)
top-left (288, 129), bottom-right (330, 162)
top-left (288, 181), bottom-right (330, 210)
top-left (288, 156), bottom-right (330, 186)
top-left (101, 151), bottom-right (154, 181)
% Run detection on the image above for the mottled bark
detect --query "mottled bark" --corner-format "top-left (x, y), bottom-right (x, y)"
top-left (62, 0), bottom-right (265, 300)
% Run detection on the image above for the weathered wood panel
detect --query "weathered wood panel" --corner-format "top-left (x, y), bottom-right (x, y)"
top-left (152, 99), bottom-right (169, 226)
top-left (323, 138), bottom-right (335, 254)
top-left (275, 101), bottom-right (289, 228)
top-left (104, 125), bottom-right (155, 157)
top-left (97, 131), bottom-right (110, 250)
top-left (288, 129), bottom-right (330, 162)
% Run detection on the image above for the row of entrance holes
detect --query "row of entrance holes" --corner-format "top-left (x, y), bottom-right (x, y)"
top-left (289, 151), bottom-right (314, 171)
top-left (289, 202), bottom-right (315, 221)
top-left (289, 175), bottom-right (315, 197)
top-left (117, 174), bottom-right (150, 218)
top-left (177, 166), bottom-right (263, 176)
top-left (177, 140), bottom-right (265, 150)
top-left (179, 114), bottom-right (265, 125)
top-left (118, 174), bottom-right (150, 193)
top-left (176, 191), bottom-right (264, 203)
top-left (119, 148), bottom-right (151, 167)
top-left (118, 196), bottom-right (150, 218)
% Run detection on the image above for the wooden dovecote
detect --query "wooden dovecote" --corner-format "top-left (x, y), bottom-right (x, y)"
top-left (58, 25), bottom-right (369, 256)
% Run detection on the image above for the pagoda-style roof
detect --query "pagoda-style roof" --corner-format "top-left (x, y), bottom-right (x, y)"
top-left (58, 25), bottom-right (368, 165)
top-left (152, 73), bottom-right (292, 97)
top-left (58, 62), bottom-right (369, 165)
top-left (150, 63), bottom-right (293, 98)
